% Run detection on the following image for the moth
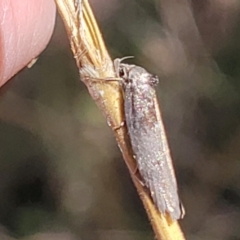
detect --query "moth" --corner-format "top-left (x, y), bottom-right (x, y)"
top-left (114, 58), bottom-right (184, 220)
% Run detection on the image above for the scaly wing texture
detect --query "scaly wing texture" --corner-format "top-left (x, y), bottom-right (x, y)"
top-left (124, 81), bottom-right (182, 220)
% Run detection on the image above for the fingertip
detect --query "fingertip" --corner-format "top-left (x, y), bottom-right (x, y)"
top-left (0, 0), bottom-right (56, 86)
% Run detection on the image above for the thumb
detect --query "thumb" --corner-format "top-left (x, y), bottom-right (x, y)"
top-left (0, 0), bottom-right (56, 87)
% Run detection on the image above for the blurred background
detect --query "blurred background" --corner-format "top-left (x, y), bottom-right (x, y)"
top-left (0, 0), bottom-right (240, 239)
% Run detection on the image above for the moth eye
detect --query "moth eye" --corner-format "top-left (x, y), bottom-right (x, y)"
top-left (119, 66), bottom-right (129, 79)
top-left (119, 68), bottom-right (125, 77)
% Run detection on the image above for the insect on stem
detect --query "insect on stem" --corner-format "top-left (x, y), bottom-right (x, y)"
top-left (114, 58), bottom-right (185, 220)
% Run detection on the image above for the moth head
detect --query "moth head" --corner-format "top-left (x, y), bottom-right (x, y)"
top-left (114, 57), bottom-right (159, 87)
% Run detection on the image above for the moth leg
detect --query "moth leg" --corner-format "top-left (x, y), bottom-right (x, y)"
top-left (112, 121), bottom-right (125, 131)
top-left (83, 76), bottom-right (121, 84)
top-left (132, 170), bottom-right (145, 186)
top-left (179, 201), bottom-right (185, 219)
top-left (129, 159), bottom-right (145, 186)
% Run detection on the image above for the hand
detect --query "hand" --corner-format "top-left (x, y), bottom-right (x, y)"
top-left (0, 0), bottom-right (56, 87)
